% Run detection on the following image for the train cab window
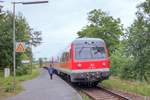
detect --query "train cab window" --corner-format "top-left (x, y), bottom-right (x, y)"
top-left (91, 47), bottom-right (106, 59)
top-left (75, 46), bottom-right (106, 60)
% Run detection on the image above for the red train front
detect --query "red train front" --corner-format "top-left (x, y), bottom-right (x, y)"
top-left (54, 38), bottom-right (110, 85)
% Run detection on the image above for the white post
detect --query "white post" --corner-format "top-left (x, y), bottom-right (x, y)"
top-left (4, 68), bottom-right (10, 78)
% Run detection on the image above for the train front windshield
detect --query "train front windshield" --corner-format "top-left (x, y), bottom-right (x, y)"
top-left (75, 46), bottom-right (106, 60)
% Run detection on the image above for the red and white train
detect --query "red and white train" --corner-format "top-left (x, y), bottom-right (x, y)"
top-left (54, 38), bottom-right (110, 85)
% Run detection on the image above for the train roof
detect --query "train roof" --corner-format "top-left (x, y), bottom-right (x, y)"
top-left (72, 37), bottom-right (105, 44)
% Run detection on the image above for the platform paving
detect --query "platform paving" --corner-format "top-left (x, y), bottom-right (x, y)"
top-left (5, 69), bottom-right (82, 100)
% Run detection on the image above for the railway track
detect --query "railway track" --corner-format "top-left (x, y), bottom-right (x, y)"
top-left (80, 86), bottom-right (130, 100)
top-left (59, 75), bottom-right (130, 100)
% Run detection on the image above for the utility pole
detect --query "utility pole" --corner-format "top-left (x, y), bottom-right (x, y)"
top-left (12, 2), bottom-right (16, 92)
top-left (0, 5), bottom-right (2, 13)
top-left (0, 1), bottom-right (4, 15)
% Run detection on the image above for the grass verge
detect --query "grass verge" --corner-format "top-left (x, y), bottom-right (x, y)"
top-left (0, 68), bottom-right (39, 99)
top-left (101, 77), bottom-right (150, 96)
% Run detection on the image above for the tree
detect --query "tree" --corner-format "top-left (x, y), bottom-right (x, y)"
top-left (77, 9), bottom-right (124, 53)
top-left (39, 58), bottom-right (43, 68)
top-left (0, 12), bottom-right (14, 68)
top-left (29, 28), bottom-right (42, 47)
top-left (0, 12), bottom-right (42, 75)
top-left (126, 0), bottom-right (150, 82)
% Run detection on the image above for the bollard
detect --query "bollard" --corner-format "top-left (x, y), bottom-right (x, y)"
top-left (4, 68), bottom-right (10, 78)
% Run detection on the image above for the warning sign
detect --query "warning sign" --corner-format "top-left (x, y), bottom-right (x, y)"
top-left (16, 42), bottom-right (25, 52)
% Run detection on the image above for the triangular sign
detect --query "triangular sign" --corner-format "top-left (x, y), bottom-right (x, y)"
top-left (16, 42), bottom-right (25, 52)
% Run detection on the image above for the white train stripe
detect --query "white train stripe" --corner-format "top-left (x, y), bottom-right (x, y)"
top-left (54, 67), bottom-right (109, 74)
top-left (72, 68), bottom-right (109, 73)
top-left (54, 67), bottom-right (71, 74)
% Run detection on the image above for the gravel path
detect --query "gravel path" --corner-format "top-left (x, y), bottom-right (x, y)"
top-left (5, 69), bottom-right (82, 100)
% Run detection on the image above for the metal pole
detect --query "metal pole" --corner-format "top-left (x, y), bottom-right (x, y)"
top-left (30, 45), bottom-right (33, 74)
top-left (0, 1), bottom-right (4, 15)
top-left (13, 2), bottom-right (16, 92)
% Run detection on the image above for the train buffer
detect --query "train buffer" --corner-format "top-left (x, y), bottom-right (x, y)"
top-left (4, 69), bottom-right (82, 100)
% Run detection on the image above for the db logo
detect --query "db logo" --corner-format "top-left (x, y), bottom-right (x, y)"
top-left (90, 64), bottom-right (95, 69)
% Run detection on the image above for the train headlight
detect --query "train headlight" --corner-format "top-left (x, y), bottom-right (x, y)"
top-left (77, 63), bottom-right (82, 68)
top-left (102, 62), bottom-right (106, 66)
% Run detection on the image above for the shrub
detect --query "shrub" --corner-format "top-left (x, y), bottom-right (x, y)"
top-left (110, 50), bottom-right (131, 77)
top-left (16, 64), bottom-right (30, 76)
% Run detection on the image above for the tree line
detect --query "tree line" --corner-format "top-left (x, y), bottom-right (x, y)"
top-left (77, 0), bottom-right (150, 82)
top-left (0, 11), bottom-right (42, 75)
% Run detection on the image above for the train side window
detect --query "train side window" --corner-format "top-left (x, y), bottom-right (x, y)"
top-left (61, 53), bottom-right (65, 63)
top-left (62, 52), bottom-right (68, 63)
top-left (66, 52), bottom-right (69, 62)
top-left (63, 53), bottom-right (66, 63)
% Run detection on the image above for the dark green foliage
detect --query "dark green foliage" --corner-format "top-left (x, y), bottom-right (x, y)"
top-left (39, 58), bottom-right (43, 68)
top-left (16, 65), bottom-right (30, 76)
top-left (110, 44), bottom-right (131, 76)
top-left (125, 0), bottom-right (150, 82)
top-left (120, 62), bottom-right (136, 80)
top-left (0, 12), bottom-right (13, 68)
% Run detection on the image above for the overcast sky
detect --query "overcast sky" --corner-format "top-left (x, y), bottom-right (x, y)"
top-left (2, 0), bottom-right (144, 60)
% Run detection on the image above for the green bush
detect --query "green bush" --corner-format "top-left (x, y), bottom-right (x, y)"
top-left (0, 70), bottom-right (3, 77)
top-left (16, 64), bottom-right (30, 76)
top-left (1, 77), bottom-right (14, 93)
top-left (110, 49), bottom-right (131, 77)
top-left (120, 62), bottom-right (136, 80)
top-left (4, 82), bottom-right (13, 92)
top-left (111, 51), bottom-right (150, 83)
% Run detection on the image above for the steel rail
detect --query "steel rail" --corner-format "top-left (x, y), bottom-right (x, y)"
top-left (80, 86), bottom-right (130, 100)
top-left (98, 86), bottom-right (130, 100)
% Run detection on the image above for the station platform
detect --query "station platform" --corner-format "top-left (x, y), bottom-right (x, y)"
top-left (5, 69), bottom-right (82, 100)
